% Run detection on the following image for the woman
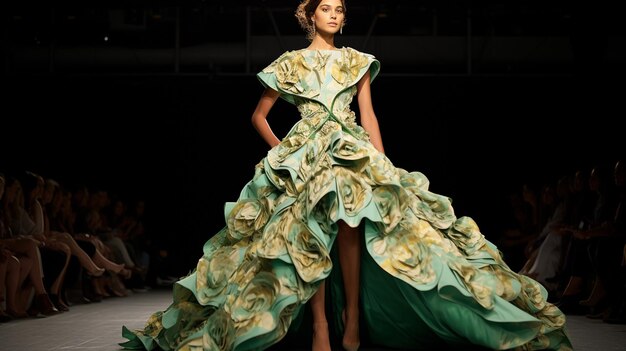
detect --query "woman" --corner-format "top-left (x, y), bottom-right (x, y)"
top-left (122, 1), bottom-right (573, 350)
top-left (1, 175), bottom-right (58, 317)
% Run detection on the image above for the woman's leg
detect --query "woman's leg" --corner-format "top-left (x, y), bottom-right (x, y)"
top-left (46, 241), bottom-right (71, 297)
top-left (4, 239), bottom-right (48, 295)
top-left (52, 232), bottom-right (104, 276)
top-left (5, 255), bottom-right (29, 317)
top-left (26, 246), bottom-right (61, 316)
top-left (310, 280), bottom-right (331, 351)
top-left (337, 220), bottom-right (360, 351)
top-left (104, 236), bottom-right (136, 268)
top-left (92, 248), bottom-right (131, 279)
top-left (310, 220), bottom-right (362, 351)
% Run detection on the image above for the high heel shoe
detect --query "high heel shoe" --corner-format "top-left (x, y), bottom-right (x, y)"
top-left (87, 267), bottom-right (105, 277)
top-left (28, 294), bottom-right (60, 316)
top-left (50, 294), bottom-right (70, 312)
top-left (82, 274), bottom-right (103, 303)
top-left (341, 310), bottom-right (360, 351)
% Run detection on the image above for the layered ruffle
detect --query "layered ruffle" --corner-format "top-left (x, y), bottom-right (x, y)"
top-left (121, 126), bottom-right (571, 351)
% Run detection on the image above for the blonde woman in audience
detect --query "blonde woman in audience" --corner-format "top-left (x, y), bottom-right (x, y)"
top-left (1, 175), bottom-right (58, 316)
top-left (1, 172), bottom-right (35, 319)
top-left (9, 174), bottom-right (71, 312)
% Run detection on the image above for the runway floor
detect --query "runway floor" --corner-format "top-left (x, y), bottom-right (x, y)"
top-left (0, 287), bottom-right (624, 350)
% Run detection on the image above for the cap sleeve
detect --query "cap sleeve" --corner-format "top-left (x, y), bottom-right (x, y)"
top-left (255, 51), bottom-right (297, 105)
top-left (330, 47), bottom-right (381, 90)
top-left (364, 54), bottom-right (381, 84)
top-left (352, 50), bottom-right (381, 86)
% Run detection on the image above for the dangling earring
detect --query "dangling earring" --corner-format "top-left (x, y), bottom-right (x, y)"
top-left (340, 24), bottom-right (343, 35)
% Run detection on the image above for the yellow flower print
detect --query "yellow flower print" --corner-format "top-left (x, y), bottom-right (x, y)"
top-left (306, 157), bottom-right (335, 210)
top-left (372, 226), bottom-right (437, 286)
top-left (196, 248), bottom-right (240, 304)
top-left (144, 311), bottom-right (164, 338)
top-left (330, 134), bottom-right (370, 170)
top-left (490, 266), bottom-right (519, 301)
top-left (275, 53), bottom-right (311, 94)
top-left (227, 199), bottom-right (270, 241)
top-left (335, 167), bottom-right (371, 216)
top-left (228, 271), bottom-right (280, 328)
top-left (369, 153), bottom-right (400, 185)
top-left (310, 50), bottom-right (331, 73)
top-left (284, 219), bottom-right (332, 283)
top-left (257, 210), bottom-right (290, 260)
top-left (446, 216), bottom-right (485, 256)
top-left (448, 260), bottom-right (495, 309)
top-left (331, 48), bottom-right (369, 85)
top-left (201, 309), bottom-right (235, 351)
top-left (372, 185), bottom-right (405, 234)
top-left (229, 258), bottom-right (263, 294)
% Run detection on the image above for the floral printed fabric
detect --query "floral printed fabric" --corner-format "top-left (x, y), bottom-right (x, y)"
top-left (121, 47), bottom-right (572, 351)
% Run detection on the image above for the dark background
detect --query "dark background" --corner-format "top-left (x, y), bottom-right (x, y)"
top-left (2, 0), bottom-right (625, 273)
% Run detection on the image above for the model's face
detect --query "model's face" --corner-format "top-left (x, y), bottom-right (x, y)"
top-left (312, 0), bottom-right (345, 36)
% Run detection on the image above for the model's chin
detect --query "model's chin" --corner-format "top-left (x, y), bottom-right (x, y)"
top-left (322, 27), bottom-right (340, 35)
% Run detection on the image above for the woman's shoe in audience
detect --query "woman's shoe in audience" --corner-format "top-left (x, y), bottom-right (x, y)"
top-left (82, 274), bottom-right (103, 303)
top-left (50, 294), bottom-right (70, 312)
top-left (28, 294), bottom-right (60, 316)
top-left (87, 267), bottom-right (106, 277)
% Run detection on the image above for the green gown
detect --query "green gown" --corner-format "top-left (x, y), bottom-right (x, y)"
top-left (120, 47), bottom-right (573, 351)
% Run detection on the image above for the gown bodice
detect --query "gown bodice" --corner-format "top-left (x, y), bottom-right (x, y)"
top-left (257, 47), bottom-right (380, 142)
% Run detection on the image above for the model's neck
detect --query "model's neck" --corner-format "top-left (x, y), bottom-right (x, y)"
top-left (308, 36), bottom-right (336, 50)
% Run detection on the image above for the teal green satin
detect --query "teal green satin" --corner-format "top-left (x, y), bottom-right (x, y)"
top-left (120, 47), bottom-right (572, 351)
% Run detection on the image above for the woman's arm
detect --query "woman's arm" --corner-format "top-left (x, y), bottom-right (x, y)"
top-left (251, 88), bottom-right (281, 148)
top-left (356, 70), bottom-right (385, 154)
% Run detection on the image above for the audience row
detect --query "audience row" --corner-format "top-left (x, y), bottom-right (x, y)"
top-left (498, 159), bottom-right (625, 324)
top-left (0, 170), bottom-right (176, 323)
